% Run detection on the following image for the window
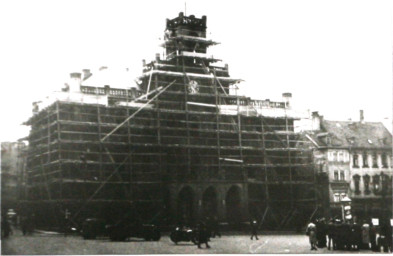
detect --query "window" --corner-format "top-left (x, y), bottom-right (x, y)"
top-left (381, 173), bottom-right (389, 194)
top-left (353, 154), bottom-right (359, 168)
top-left (381, 153), bottom-right (388, 168)
top-left (334, 171), bottom-right (339, 181)
top-left (373, 175), bottom-right (380, 194)
top-left (332, 151), bottom-right (337, 162)
top-left (362, 152), bottom-right (369, 168)
top-left (372, 153), bottom-right (378, 168)
top-left (353, 175), bottom-right (360, 195)
top-left (363, 175), bottom-right (370, 195)
top-left (338, 152), bottom-right (343, 162)
top-left (340, 170), bottom-right (345, 181)
top-left (334, 193), bottom-right (340, 202)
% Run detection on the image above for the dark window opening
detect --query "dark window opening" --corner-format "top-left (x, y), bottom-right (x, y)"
top-left (334, 171), bottom-right (339, 181)
top-left (372, 153), bottom-right (378, 168)
top-left (373, 175), bottom-right (380, 194)
top-left (381, 153), bottom-right (388, 168)
top-left (353, 175), bottom-right (360, 195)
top-left (340, 171), bottom-right (345, 181)
top-left (362, 153), bottom-right (369, 168)
top-left (363, 175), bottom-right (370, 195)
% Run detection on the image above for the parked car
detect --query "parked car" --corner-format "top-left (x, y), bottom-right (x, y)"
top-left (170, 226), bottom-right (197, 244)
top-left (81, 218), bottom-right (160, 242)
top-left (81, 218), bottom-right (106, 239)
top-left (107, 222), bottom-right (161, 242)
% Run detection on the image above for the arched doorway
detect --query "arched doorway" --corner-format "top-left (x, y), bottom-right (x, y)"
top-left (202, 187), bottom-right (218, 218)
top-left (226, 186), bottom-right (242, 224)
top-left (177, 186), bottom-right (195, 225)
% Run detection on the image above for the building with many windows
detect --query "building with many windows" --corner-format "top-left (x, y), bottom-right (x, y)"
top-left (304, 111), bottom-right (392, 220)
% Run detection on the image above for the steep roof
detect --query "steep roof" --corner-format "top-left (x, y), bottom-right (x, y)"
top-left (308, 120), bottom-right (392, 149)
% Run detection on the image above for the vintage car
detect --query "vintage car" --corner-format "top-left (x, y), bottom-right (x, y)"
top-left (170, 226), bottom-right (198, 244)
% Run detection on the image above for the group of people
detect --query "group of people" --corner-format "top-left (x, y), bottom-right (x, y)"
top-left (307, 217), bottom-right (392, 252)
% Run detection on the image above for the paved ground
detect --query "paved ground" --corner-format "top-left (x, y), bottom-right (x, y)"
top-left (1, 229), bottom-right (383, 255)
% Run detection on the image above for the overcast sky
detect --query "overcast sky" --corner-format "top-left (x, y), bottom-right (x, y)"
top-left (0, 0), bottom-right (392, 142)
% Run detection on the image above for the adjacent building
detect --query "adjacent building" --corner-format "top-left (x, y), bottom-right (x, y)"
top-left (1, 141), bottom-right (27, 212)
top-left (304, 111), bottom-right (392, 220)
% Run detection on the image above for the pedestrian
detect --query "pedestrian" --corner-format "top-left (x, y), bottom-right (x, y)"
top-left (197, 221), bottom-right (210, 249)
top-left (21, 215), bottom-right (28, 235)
top-left (327, 218), bottom-right (334, 250)
top-left (1, 215), bottom-right (11, 238)
top-left (369, 221), bottom-right (377, 252)
top-left (342, 222), bottom-right (351, 251)
top-left (316, 218), bottom-right (327, 248)
top-left (306, 221), bottom-right (317, 250)
top-left (250, 219), bottom-right (259, 240)
top-left (380, 221), bottom-right (392, 252)
top-left (211, 216), bottom-right (221, 238)
top-left (361, 222), bottom-right (370, 249)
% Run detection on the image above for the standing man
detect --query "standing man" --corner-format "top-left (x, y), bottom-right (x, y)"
top-left (327, 219), bottom-right (335, 250)
top-left (306, 221), bottom-right (317, 250)
top-left (250, 219), bottom-right (259, 240)
top-left (211, 216), bottom-right (221, 238)
top-left (197, 221), bottom-right (210, 249)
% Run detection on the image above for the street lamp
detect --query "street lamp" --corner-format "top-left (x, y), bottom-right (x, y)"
top-left (341, 196), bottom-right (352, 222)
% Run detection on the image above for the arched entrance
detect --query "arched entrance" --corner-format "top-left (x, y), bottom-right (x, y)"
top-left (202, 187), bottom-right (218, 218)
top-left (177, 186), bottom-right (195, 225)
top-left (226, 186), bottom-right (242, 224)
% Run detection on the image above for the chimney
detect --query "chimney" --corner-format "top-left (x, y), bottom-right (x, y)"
top-left (282, 92), bottom-right (292, 108)
top-left (360, 110), bottom-right (364, 124)
top-left (312, 111), bottom-right (321, 131)
top-left (82, 69), bottom-right (91, 81)
top-left (142, 59), bottom-right (146, 67)
top-left (69, 72), bottom-right (81, 92)
top-left (179, 12), bottom-right (184, 18)
top-left (155, 53), bottom-right (160, 61)
top-left (202, 15), bottom-right (207, 27)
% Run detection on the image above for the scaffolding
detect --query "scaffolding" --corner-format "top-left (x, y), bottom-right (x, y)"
top-left (21, 12), bottom-right (319, 230)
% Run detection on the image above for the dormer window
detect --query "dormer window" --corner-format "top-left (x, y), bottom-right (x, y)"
top-left (353, 154), bottom-right (359, 168)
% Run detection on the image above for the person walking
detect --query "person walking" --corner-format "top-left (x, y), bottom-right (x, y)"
top-left (250, 219), bottom-right (259, 240)
top-left (306, 221), bottom-right (318, 250)
top-left (211, 216), bottom-right (221, 238)
top-left (197, 221), bottom-right (210, 249)
top-left (361, 222), bottom-right (370, 249)
top-left (327, 219), bottom-right (335, 250)
top-left (369, 221), bottom-right (377, 252)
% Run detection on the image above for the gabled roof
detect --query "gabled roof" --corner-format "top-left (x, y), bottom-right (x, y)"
top-left (307, 120), bottom-right (392, 149)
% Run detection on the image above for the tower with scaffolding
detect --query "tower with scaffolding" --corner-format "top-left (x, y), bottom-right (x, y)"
top-left (21, 12), bottom-right (321, 230)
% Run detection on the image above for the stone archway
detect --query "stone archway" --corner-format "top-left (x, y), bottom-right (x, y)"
top-left (177, 186), bottom-right (195, 225)
top-left (226, 186), bottom-right (242, 224)
top-left (202, 186), bottom-right (218, 218)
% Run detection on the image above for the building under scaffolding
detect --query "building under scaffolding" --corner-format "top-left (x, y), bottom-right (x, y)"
top-left (21, 12), bottom-right (321, 230)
